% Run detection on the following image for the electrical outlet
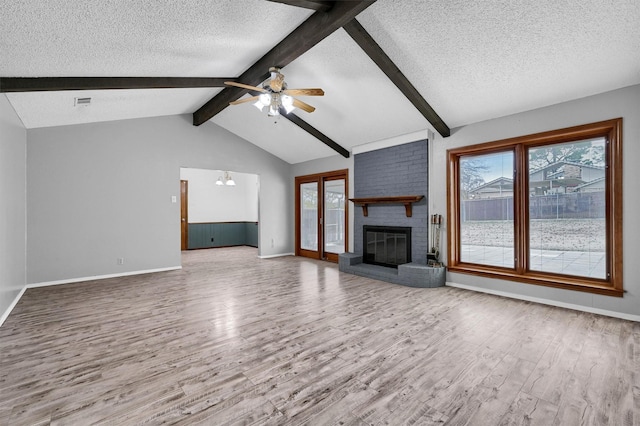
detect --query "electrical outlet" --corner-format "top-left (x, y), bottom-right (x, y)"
top-left (117, 258), bottom-right (124, 265)
top-left (211, 237), bottom-right (214, 242)
top-left (271, 238), bottom-right (274, 248)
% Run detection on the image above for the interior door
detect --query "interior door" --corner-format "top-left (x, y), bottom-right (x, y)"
top-left (180, 180), bottom-right (188, 250)
top-left (295, 170), bottom-right (348, 262)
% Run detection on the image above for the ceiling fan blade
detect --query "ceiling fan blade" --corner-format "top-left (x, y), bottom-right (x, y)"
top-left (292, 98), bottom-right (316, 113)
top-left (229, 96), bottom-right (260, 105)
top-left (283, 88), bottom-right (324, 96)
top-left (224, 81), bottom-right (267, 93)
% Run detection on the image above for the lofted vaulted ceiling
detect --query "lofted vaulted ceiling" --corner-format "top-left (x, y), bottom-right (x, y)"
top-left (1, 0), bottom-right (639, 164)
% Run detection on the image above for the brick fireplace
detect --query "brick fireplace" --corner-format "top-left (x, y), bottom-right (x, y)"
top-left (338, 139), bottom-right (445, 288)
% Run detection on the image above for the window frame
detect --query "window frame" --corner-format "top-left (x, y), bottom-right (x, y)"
top-left (447, 118), bottom-right (623, 297)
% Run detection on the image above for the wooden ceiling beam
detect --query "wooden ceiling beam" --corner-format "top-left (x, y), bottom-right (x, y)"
top-left (192, 1), bottom-right (376, 126)
top-left (0, 77), bottom-right (236, 93)
top-left (266, 0), bottom-right (334, 12)
top-left (281, 110), bottom-right (350, 158)
top-left (343, 19), bottom-right (451, 138)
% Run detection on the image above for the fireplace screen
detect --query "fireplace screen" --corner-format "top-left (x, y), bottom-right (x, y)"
top-left (363, 226), bottom-right (412, 268)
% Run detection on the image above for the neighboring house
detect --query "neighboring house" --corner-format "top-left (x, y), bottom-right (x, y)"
top-left (469, 161), bottom-right (605, 198)
top-left (574, 176), bottom-right (606, 193)
top-left (529, 161), bottom-right (605, 195)
top-left (468, 177), bottom-right (514, 199)
top-left (529, 161), bottom-right (604, 182)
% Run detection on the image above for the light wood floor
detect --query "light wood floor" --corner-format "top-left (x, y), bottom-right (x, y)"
top-left (1, 247), bottom-right (638, 425)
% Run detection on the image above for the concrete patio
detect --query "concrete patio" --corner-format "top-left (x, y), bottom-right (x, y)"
top-left (460, 244), bottom-right (606, 279)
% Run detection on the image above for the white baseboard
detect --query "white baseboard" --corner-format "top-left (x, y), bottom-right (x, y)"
top-left (0, 287), bottom-right (28, 328)
top-left (26, 266), bottom-right (182, 288)
top-left (446, 281), bottom-right (640, 322)
top-left (0, 266), bottom-right (182, 328)
top-left (258, 252), bottom-right (294, 259)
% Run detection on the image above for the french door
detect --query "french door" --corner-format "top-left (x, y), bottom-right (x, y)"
top-left (295, 169), bottom-right (348, 262)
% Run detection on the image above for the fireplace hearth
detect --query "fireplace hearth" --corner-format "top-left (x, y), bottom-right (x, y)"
top-left (363, 225), bottom-right (411, 268)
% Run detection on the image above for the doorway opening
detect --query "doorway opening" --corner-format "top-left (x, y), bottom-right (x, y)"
top-left (180, 168), bottom-right (259, 251)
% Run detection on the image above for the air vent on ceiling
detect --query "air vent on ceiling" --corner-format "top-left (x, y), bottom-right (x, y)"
top-left (74, 97), bottom-right (91, 106)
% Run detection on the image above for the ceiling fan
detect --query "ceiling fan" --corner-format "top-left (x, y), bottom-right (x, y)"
top-left (225, 67), bottom-right (324, 117)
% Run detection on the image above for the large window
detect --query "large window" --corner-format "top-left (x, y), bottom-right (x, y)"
top-left (447, 119), bottom-right (622, 296)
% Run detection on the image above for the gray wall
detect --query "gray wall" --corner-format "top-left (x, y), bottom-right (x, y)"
top-left (431, 84), bottom-right (640, 317)
top-left (27, 114), bottom-right (292, 284)
top-left (0, 94), bottom-right (27, 316)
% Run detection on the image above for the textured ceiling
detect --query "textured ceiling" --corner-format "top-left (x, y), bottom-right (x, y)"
top-left (2, 0), bottom-right (639, 163)
top-left (0, 0), bottom-right (312, 77)
top-left (360, 0), bottom-right (640, 128)
top-left (8, 88), bottom-right (222, 129)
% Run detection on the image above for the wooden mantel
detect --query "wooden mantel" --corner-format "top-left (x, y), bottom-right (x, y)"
top-left (349, 195), bottom-right (424, 217)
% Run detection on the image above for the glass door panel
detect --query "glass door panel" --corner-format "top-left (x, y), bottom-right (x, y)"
top-left (324, 179), bottom-right (346, 258)
top-left (300, 182), bottom-right (318, 251)
top-left (295, 170), bottom-right (348, 262)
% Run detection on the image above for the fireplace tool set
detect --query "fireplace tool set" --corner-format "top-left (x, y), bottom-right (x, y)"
top-left (427, 214), bottom-right (442, 267)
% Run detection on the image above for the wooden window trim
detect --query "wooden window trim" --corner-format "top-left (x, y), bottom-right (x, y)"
top-left (447, 118), bottom-right (623, 297)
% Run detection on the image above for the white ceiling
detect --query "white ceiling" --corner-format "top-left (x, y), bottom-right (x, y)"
top-left (2, 0), bottom-right (639, 164)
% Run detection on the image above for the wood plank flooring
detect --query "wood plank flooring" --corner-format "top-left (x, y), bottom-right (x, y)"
top-left (0, 246), bottom-right (638, 425)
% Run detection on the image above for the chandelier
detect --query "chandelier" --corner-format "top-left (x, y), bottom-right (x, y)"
top-left (216, 171), bottom-right (236, 186)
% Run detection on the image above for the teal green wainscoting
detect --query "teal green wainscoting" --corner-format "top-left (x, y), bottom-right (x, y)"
top-left (187, 222), bottom-right (259, 250)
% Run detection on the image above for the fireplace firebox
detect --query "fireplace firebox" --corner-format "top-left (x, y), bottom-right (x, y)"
top-left (363, 225), bottom-right (412, 268)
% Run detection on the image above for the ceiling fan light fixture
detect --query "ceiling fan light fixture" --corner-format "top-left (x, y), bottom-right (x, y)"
top-left (281, 94), bottom-right (295, 114)
top-left (225, 67), bottom-right (322, 117)
top-left (254, 93), bottom-right (272, 111)
top-left (259, 93), bottom-right (271, 106)
top-left (268, 94), bottom-right (280, 117)
top-left (216, 176), bottom-right (224, 186)
top-left (268, 105), bottom-right (280, 117)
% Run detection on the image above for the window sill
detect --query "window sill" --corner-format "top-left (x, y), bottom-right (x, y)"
top-left (447, 264), bottom-right (623, 297)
